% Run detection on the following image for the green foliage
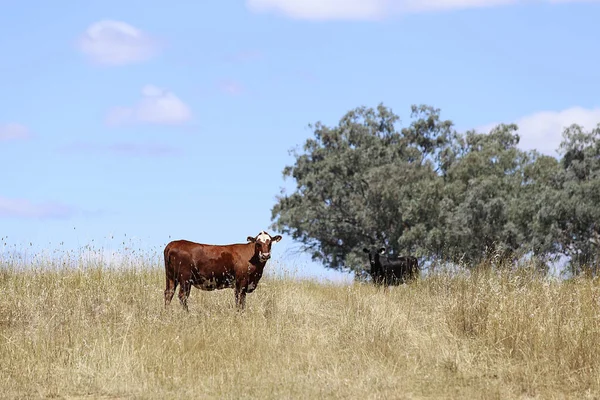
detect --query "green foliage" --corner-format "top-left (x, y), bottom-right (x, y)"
top-left (539, 124), bottom-right (600, 274)
top-left (271, 103), bottom-right (600, 275)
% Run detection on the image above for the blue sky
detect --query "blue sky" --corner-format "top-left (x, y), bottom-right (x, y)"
top-left (1, 0), bottom-right (599, 283)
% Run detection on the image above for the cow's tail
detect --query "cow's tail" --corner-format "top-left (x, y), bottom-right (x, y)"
top-left (164, 243), bottom-right (172, 274)
top-left (163, 243), bottom-right (171, 270)
top-left (163, 243), bottom-right (179, 306)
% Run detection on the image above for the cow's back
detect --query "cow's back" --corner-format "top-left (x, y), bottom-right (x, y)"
top-left (164, 240), bottom-right (253, 278)
top-left (164, 239), bottom-right (199, 264)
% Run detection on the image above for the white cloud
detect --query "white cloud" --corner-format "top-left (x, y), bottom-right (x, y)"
top-left (246, 0), bottom-right (599, 20)
top-left (247, 0), bottom-right (387, 20)
top-left (0, 123), bottom-right (31, 141)
top-left (0, 196), bottom-right (75, 219)
top-left (106, 85), bottom-right (192, 126)
top-left (77, 20), bottom-right (160, 66)
top-left (479, 106), bottom-right (600, 156)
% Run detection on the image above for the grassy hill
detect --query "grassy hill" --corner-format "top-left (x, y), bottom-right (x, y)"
top-left (1, 261), bottom-right (600, 399)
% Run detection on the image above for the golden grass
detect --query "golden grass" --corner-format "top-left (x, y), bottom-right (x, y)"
top-left (2, 261), bottom-right (600, 399)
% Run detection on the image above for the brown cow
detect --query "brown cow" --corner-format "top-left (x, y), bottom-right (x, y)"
top-left (163, 231), bottom-right (282, 310)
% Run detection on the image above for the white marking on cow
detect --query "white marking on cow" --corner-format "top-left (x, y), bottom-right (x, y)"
top-left (256, 231), bottom-right (271, 243)
top-left (247, 282), bottom-right (256, 290)
top-left (259, 251), bottom-right (270, 260)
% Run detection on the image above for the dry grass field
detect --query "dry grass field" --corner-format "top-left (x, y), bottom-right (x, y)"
top-left (2, 255), bottom-right (600, 399)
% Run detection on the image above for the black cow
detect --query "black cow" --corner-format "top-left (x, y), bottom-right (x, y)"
top-left (362, 247), bottom-right (419, 287)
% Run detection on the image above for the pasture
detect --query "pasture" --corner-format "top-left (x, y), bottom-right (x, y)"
top-left (2, 255), bottom-right (600, 399)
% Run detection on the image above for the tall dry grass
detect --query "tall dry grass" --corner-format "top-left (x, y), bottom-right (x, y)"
top-left (2, 257), bottom-right (600, 399)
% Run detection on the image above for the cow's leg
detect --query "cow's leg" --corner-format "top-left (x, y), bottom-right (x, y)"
top-left (235, 282), bottom-right (247, 310)
top-left (178, 280), bottom-right (191, 312)
top-left (235, 289), bottom-right (247, 310)
top-left (379, 276), bottom-right (388, 293)
top-left (237, 290), bottom-right (247, 310)
top-left (164, 276), bottom-right (178, 308)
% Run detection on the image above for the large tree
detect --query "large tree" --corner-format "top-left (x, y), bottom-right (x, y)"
top-left (534, 123), bottom-right (600, 274)
top-left (271, 103), bottom-right (600, 275)
top-left (436, 124), bottom-right (538, 265)
top-left (271, 104), bottom-right (452, 272)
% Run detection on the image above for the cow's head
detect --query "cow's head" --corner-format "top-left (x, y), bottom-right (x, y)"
top-left (247, 231), bottom-right (282, 263)
top-left (362, 247), bottom-right (386, 270)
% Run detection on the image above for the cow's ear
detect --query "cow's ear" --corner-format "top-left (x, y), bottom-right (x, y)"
top-left (247, 236), bottom-right (256, 243)
top-left (378, 247), bottom-right (386, 255)
top-left (362, 248), bottom-right (370, 254)
top-left (272, 235), bottom-right (282, 242)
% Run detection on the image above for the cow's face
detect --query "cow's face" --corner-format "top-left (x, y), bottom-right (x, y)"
top-left (363, 247), bottom-right (386, 270)
top-left (247, 231), bottom-right (282, 262)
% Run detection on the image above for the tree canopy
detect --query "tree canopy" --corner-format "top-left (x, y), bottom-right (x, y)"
top-left (271, 104), bottom-right (600, 275)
